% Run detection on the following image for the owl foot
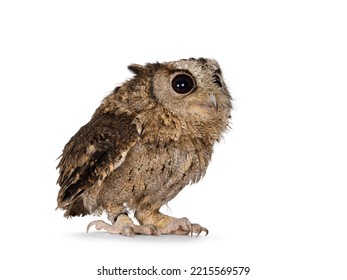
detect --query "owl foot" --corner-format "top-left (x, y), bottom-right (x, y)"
top-left (159, 217), bottom-right (208, 237)
top-left (86, 220), bottom-right (134, 236)
top-left (86, 220), bottom-right (159, 237)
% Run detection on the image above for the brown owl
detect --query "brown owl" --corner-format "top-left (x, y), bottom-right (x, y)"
top-left (56, 58), bottom-right (231, 237)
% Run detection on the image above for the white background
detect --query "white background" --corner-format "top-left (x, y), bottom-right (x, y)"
top-left (1, 0), bottom-right (346, 279)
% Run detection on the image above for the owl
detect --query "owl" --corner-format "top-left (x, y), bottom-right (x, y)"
top-left (56, 58), bottom-right (231, 237)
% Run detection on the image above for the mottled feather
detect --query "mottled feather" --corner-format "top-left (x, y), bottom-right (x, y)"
top-left (57, 112), bottom-right (139, 209)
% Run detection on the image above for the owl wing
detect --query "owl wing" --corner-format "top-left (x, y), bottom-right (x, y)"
top-left (56, 112), bottom-right (139, 209)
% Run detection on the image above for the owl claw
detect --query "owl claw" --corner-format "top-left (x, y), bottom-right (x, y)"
top-left (86, 217), bottom-right (207, 237)
top-left (159, 217), bottom-right (208, 237)
top-left (86, 220), bottom-right (159, 237)
top-left (192, 224), bottom-right (209, 237)
top-left (86, 220), bottom-right (134, 236)
top-left (86, 220), bottom-right (103, 233)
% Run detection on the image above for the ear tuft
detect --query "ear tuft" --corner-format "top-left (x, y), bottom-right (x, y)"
top-left (128, 64), bottom-right (145, 75)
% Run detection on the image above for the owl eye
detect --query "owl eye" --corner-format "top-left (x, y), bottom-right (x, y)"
top-left (213, 74), bottom-right (223, 88)
top-left (172, 74), bottom-right (195, 94)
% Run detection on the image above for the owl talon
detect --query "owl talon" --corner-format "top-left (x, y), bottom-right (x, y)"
top-left (86, 220), bottom-right (134, 236)
top-left (86, 220), bottom-right (106, 232)
top-left (192, 224), bottom-right (209, 237)
top-left (131, 225), bottom-right (159, 236)
top-left (159, 217), bottom-right (208, 237)
top-left (86, 220), bottom-right (160, 236)
top-left (123, 225), bottom-right (135, 237)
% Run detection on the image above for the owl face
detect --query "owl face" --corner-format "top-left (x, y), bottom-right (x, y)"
top-left (151, 58), bottom-right (231, 123)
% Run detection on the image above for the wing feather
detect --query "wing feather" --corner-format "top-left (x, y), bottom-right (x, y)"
top-left (56, 112), bottom-right (139, 209)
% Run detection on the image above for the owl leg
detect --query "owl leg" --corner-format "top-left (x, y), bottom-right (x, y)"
top-left (136, 211), bottom-right (208, 237)
top-left (87, 213), bottom-right (159, 237)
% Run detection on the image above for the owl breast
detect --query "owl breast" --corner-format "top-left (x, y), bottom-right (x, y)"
top-left (95, 138), bottom-right (212, 212)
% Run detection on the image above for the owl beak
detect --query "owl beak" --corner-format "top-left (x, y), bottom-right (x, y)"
top-left (208, 93), bottom-right (218, 111)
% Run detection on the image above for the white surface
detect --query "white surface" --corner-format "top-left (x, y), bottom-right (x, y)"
top-left (1, 1), bottom-right (346, 279)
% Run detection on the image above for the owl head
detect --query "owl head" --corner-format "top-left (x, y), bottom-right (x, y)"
top-left (97, 58), bottom-right (231, 143)
top-left (128, 58), bottom-right (232, 125)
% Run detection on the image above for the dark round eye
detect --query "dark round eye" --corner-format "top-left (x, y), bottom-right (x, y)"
top-left (213, 74), bottom-right (223, 88)
top-left (172, 74), bottom-right (195, 94)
